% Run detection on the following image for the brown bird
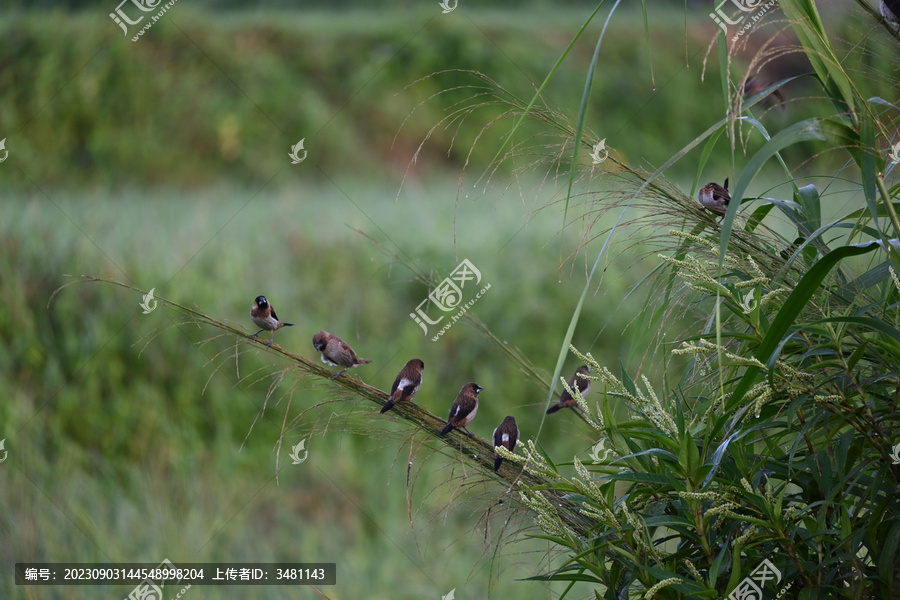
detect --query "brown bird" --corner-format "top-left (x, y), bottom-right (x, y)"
top-left (743, 77), bottom-right (785, 109)
top-left (492, 416), bottom-right (519, 471)
top-left (380, 359), bottom-right (424, 414)
top-left (440, 382), bottom-right (483, 436)
top-left (882, 0), bottom-right (900, 31)
top-left (249, 295), bottom-right (293, 348)
top-left (698, 179), bottom-right (731, 218)
top-left (312, 330), bottom-right (372, 380)
top-left (547, 365), bottom-right (591, 414)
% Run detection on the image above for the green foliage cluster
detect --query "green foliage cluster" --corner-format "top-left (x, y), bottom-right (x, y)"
top-left (490, 1), bottom-right (900, 598)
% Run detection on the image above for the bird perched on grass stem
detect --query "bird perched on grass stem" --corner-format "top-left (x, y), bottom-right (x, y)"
top-left (380, 359), bottom-right (424, 413)
top-left (312, 330), bottom-right (372, 380)
top-left (743, 77), bottom-right (785, 109)
top-left (698, 178), bottom-right (731, 218)
top-left (882, 0), bottom-right (900, 31)
top-left (492, 416), bottom-right (519, 471)
top-left (249, 295), bottom-right (293, 348)
top-left (440, 382), bottom-right (483, 436)
top-left (547, 365), bottom-right (591, 414)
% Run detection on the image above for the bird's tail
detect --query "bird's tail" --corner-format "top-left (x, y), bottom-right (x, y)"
top-left (545, 404), bottom-right (561, 414)
top-left (283, 322), bottom-right (294, 327)
top-left (380, 400), bottom-right (395, 414)
top-left (440, 423), bottom-right (453, 436)
top-left (493, 456), bottom-right (503, 471)
top-left (358, 358), bottom-right (373, 364)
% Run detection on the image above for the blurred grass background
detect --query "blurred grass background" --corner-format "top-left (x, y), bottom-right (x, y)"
top-left (4, 4), bottom-right (856, 190)
top-left (1, 2), bottom-right (896, 599)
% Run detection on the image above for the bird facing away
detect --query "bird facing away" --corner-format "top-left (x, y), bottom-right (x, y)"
top-left (380, 359), bottom-right (424, 414)
top-left (312, 330), bottom-right (372, 380)
top-left (492, 416), bottom-right (519, 471)
top-left (440, 382), bottom-right (483, 436)
top-left (249, 295), bottom-right (293, 348)
top-left (698, 178), bottom-right (731, 218)
top-left (547, 365), bottom-right (592, 414)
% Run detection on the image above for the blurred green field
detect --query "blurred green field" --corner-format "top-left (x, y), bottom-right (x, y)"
top-left (7, 5), bottom-right (887, 190)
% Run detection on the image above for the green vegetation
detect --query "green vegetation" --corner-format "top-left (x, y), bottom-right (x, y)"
top-left (481, 0), bottom-right (900, 598)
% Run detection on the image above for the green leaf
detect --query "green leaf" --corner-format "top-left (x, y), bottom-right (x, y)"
top-left (679, 429), bottom-right (700, 484)
top-left (709, 542), bottom-right (729, 587)
top-left (619, 360), bottom-right (637, 398)
top-left (778, 0), bottom-right (857, 124)
top-left (745, 203), bottom-right (774, 234)
top-left (701, 413), bottom-right (775, 488)
top-left (793, 184), bottom-right (822, 238)
top-left (821, 118), bottom-right (865, 168)
top-left (816, 316), bottom-right (900, 344)
top-left (845, 340), bottom-right (869, 372)
top-left (725, 550), bottom-right (744, 596)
